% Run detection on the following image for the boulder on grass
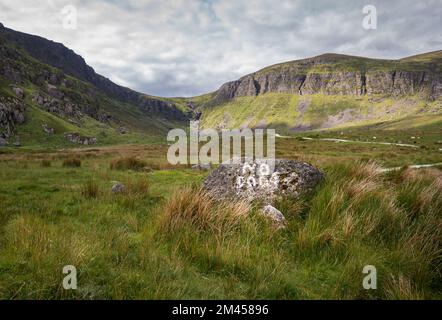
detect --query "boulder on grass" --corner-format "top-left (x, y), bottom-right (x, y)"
top-left (203, 158), bottom-right (324, 204)
top-left (111, 182), bottom-right (126, 194)
top-left (261, 205), bottom-right (286, 228)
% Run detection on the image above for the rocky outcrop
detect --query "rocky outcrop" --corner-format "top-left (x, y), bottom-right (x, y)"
top-left (0, 25), bottom-right (189, 121)
top-left (139, 96), bottom-right (188, 120)
top-left (32, 92), bottom-right (83, 118)
top-left (12, 86), bottom-right (24, 99)
top-left (64, 132), bottom-right (97, 145)
top-left (0, 96), bottom-right (25, 144)
top-left (212, 53), bottom-right (442, 104)
top-left (364, 70), bottom-right (440, 98)
top-left (203, 159), bottom-right (324, 204)
top-left (41, 123), bottom-right (54, 135)
top-left (117, 126), bottom-right (128, 134)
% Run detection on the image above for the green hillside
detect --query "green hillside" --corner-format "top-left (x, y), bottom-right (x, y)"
top-left (200, 92), bottom-right (441, 134)
top-left (0, 26), bottom-right (190, 149)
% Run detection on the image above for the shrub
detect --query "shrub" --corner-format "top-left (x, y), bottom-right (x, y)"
top-left (81, 178), bottom-right (99, 199)
top-left (158, 186), bottom-right (250, 235)
top-left (110, 156), bottom-right (146, 171)
top-left (40, 159), bottom-right (51, 167)
top-left (62, 158), bottom-right (81, 168)
top-left (125, 176), bottom-right (149, 196)
top-left (113, 176), bottom-right (150, 210)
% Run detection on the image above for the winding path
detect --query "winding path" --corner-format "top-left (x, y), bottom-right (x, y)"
top-left (276, 134), bottom-right (420, 148)
top-left (275, 133), bottom-right (442, 172)
top-left (379, 162), bottom-right (442, 172)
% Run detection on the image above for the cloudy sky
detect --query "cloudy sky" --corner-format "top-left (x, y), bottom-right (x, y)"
top-left (0, 0), bottom-right (441, 97)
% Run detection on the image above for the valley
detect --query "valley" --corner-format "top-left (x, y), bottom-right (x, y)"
top-left (0, 23), bottom-right (441, 300)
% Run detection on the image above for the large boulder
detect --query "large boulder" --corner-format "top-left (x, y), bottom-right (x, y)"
top-left (203, 159), bottom-right (324, 204)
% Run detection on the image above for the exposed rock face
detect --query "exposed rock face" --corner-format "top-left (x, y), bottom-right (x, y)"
top-left (203, 159), bottom-right (324, 204)
top-left (41, 123), bottom-right (54, 135)
top-left (117, 126), bottom-right (128, 134)
top-left (97, 113), bottom-right (113, 123)
top-left (212, 53), bottom-right (442, 104)
top-left (0, 25), bottom-right (188, 121)
top-left (139, 96), bottom-right (188, 120)
top-left (12, 86), bottom-right (24, 99)
top-left (0, 96), bottom-right (26, 143)
top-left (47, 84), bottom-right (64, 100)
top-left (32, 92), bottom-right (83, 118)
top-left (64, 132), bottom-right (97, 145)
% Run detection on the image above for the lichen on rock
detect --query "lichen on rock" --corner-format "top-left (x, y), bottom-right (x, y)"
top-left (203, 158), bottom-right (324, 205)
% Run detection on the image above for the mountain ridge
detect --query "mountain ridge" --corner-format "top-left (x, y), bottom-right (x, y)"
top-left (0, 23), bottom-right (441, 146)
top-left (0, 23), bottom-right (189, 120)
top-left (0, 23), bottom-right (192, 147)
top-left (196, 51), bottom-right (442, 132)
top-left (206, 50), bottom-right (442, 107)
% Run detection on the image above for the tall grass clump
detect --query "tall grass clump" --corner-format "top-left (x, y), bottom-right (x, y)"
top-left (125, 176), bottom-right (149, 196)
top-left (110, 156), bottom-right (147, 171)
top-left (114, 176), bottom-right (150, 209)
top-left (62, 157), bottom-right (81, 168)
top-left (40, 159), bottom-right (51, 167)
top-left (158, 186), bottom-right (250, 235)
top-left (81, 177), bottom-right (99, 199)
top-left (289, 161), bottom-right (442, 299)
top-left (153, 187), bottom-right (291, 298)
top-left (149, 162), bottom-right (442, 299)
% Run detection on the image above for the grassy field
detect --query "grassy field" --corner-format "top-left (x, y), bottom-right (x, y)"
top-left (0, 127), bottom-right (441, 299)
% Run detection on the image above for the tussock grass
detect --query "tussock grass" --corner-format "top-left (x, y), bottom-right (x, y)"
top-left (113, 176), bottom-right (150, 209)
top-left (62, 157), bottom-right (81, 168)
top-left (40, 159), bottom-right (51, 167)
top-left (158, 186), bottom-right (250, 234)
top-left (81, 178), bottom-right (99, 199)
top-left (154, 186), bottom-right (286, 292)
top-left (288, 162), bottom-right (441, 299)
top-left (110, 156), bottom-right (147, 171)
top-left (0, 152), bottom-right (440, 299)
top-left (152, 161), bottom-right (441, 299)
top-left (110, 156), bottom-right (187, 172)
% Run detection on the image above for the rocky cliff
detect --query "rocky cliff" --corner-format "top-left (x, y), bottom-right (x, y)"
top-left (0, 96), bottom-right (25, 145)
top-left (0, 23), bottom-right (188, 121)
top-left (0, 23), bottom-right (193, 146)
top-left (212, 53), bottom-right (442, 105)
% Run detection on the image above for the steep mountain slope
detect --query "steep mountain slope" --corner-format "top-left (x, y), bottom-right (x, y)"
top-left (0, 23), bottom-right (192, 147)
top-left (197, 52), bottom-right (442, 132)
top-left (1, 22), bottom-right (441, 147)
